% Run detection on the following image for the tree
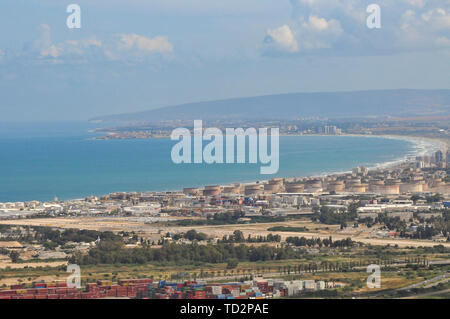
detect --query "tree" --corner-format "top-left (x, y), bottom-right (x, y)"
top-left (410, 195), bottom-right (421, 204)
top-left (9, 251), bottom-right (20, 263)
top-left (233, 230), bottom-right (245, 243)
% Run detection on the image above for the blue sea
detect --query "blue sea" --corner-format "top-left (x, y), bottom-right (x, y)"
top-left (0, 122), bottom-right (424, 202)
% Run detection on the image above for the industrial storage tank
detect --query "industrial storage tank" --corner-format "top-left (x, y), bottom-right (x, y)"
top-left (369, 180), bottom-right (384, 192)
top-left (399, 183), bottom-right (423, 193)
top-left (348, 184), bottom-right (367, 193)
top-left (434, 184), bottom-right (449, 194)
top-left (264, 183), bottom-right (280, 193)
top-left (429, 179), bottom-right (449, 194)
top-left (244, 184), bottom-right (263, 195)
top-left (304, 179), bottom-right (322, 193)
top-left (183, 187), bottom-right (201, 195)
top-left (378, 184), bottom-right (400, 195)
top-left (203, 185), bottom-right (221, 196)
top-left (387, 179), bottom-right (402, 185)
top-left (430, 179), bottom-right (445, 188)
top-left (327, 181), bottom-right (345, 192)
top-left (346, 178), bottom-right (361, 186)
top-left (223, 184), bottom-right (241, 194)
top-left (345, 178), bottom-right (362, 191)
top-left (284, 183), bottom-right (304, 193)
top-left (268, 178), bottom-right (283, 186)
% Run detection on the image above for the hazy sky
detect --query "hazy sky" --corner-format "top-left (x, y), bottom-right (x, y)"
top-left (0, 0), bottom-right (449, 121)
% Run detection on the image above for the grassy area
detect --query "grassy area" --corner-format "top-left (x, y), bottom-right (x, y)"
top-left (0, 244), bottom-right (448, 299)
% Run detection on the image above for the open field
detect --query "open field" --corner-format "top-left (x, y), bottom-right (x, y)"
top-left (2, 258), bottom-right (446, 297)
top-left (1, 217), bottom-right (449, 248)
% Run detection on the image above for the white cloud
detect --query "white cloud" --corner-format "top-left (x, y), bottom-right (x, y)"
top-left (264, 0), bottom-right (450, 56)
top-left (81, 38), bottom-right (102, 48)
top-left (298, 15), bottom-right (343, 50)
top-left (40, 45), bottom-right (63, 58)
top-left (264, 25), bottom-right (299, 53)
top-left (263, 15), bottom-right (343, 54)
top-left (117, 34), bottom-right (173, 54)
top-left (13, 24), bottom-right (173, 64)
top-left (402, 0), bottom-right (425, 8)
top-left (399, 7), bottom-right (450, 49)
top-left (421, 8), bottom-right (450, 30)
top-left (100, 33), bottom-right (174, 62)
top-left (302, 15), bottom-right (343, 35)
top-left (307, 15), bottom-right (330, 31)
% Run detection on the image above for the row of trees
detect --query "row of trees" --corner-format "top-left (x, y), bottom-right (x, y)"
top-left (69, 241), bottom-right (303, 265)
top-left (286, 236), bottom-right (355, 248)
top-left (171, 230), bottom-right (208, 241)
top-left (169, 211), bottom-right (287, 227)
top-left (218, 230), bottom-right (281, 243)
top-left (0, 225), bottom-right (122, 246)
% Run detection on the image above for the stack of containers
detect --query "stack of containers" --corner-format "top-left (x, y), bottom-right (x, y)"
top-left (11, 284), bottom-right (23, 290)
top-left (116, 286), bottom-right (127, 297)
top-left (257, 281), bottom-right (268, 294)
top-left (34, 281), bottom-right (46, 289)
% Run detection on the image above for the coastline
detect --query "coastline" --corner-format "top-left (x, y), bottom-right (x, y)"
top-left (0, 134), bottom-right (445, 203)
top-left (209, 134), bottom-right (444, 192)
top-left (57, 134), bottom-right (450, 201)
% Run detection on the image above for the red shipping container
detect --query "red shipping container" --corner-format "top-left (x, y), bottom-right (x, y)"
top-left (106, 290), bottom-right (116, 297)
top-left (0, 290), bottom-right (14, 296)
top-left (11, 285), bottom-right (23, 290)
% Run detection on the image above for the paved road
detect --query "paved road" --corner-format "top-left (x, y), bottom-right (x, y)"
top-left (398, 271), bottom-right (450, 291)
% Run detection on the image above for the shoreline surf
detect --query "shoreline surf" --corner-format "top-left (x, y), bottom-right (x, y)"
top-left (0, 133), bottom-right (443, 203)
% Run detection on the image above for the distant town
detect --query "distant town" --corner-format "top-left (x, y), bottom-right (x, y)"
top-left (91, 114), bottom-right (450, 141)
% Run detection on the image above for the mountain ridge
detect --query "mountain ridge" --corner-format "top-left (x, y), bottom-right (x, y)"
top-left (91, 89), bottom-right (450, 123)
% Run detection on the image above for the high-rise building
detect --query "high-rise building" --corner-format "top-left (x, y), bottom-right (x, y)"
top-left (323, 125), bottom-right (341, 135)
top-left (435, 150), bottom-right (443, 163)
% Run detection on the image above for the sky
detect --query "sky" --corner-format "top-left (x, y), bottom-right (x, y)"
top-left (0, 0), bottom-right (449, 121)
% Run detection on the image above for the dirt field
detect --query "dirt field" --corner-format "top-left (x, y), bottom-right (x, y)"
top-left (1, 217), bottom-right (449, 248)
